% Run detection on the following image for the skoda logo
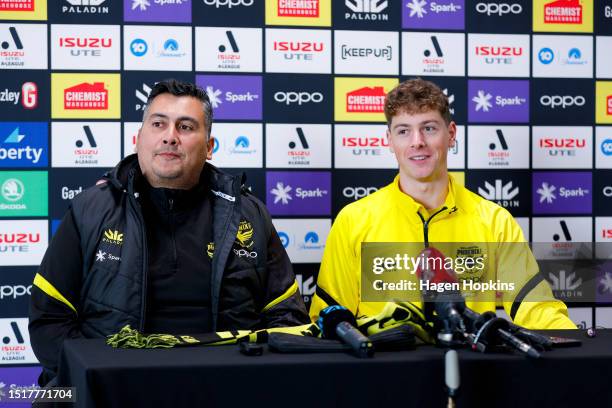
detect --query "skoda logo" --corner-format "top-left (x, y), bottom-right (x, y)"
top-left (1, 178), bottom-right (24, 202)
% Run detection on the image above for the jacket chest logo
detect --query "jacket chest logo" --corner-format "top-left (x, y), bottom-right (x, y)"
top-left (207, 242), bottom-right (215, 259)
top-left (102, 229), bottom-right (123, 246)
top-left (235, 220), bottom-right (254, 249)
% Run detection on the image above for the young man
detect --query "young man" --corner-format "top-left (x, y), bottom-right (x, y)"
top-left (309, 79), bottom-right (575, 330)
top-left (30, 79), bottom-right (309, 385)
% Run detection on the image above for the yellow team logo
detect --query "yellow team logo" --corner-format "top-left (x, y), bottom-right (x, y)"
top-left (51, 73), bottom-right (121, 119)
top-left (180, 335), bottom-right (199, 344)
top-left (334, 77), bottom-right (398, 123)
top-left (533, 0), bottom-right (593, 33)
top-left (103, 229), bottom-right (123, 245)
top-left (265, 0), bottom-right (331, 27)
top-left (449, 171), bottom-right (465, 187)
top-left (0, 0), bottom-right (47, 20)
top-left (207, 242), bottom-right (215, 259)
top-left (596, 81), bottom-right (612, 124)
top-left (235, 220), bottom-right (254, 249)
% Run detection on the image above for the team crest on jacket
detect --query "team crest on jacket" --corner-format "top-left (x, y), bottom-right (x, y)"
top-left (235, 220), bottom-right (254, 249)
top-left (102, 229), bottom-right (123, 245)
top-left (207, 242), bottom-right (215, 259)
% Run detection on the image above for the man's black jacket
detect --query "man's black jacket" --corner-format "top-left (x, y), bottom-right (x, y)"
top-left (29, 155), bottom-right (308, 381)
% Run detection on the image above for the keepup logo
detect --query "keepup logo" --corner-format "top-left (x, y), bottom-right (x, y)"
top-left (532, 126), bottom-right (592, 169)
top-left (265, 28), bottom-right (331, 74)
top-left (264, 74), bottom-right (331, 123)
top-left (334, 77), bottom-right (398, 122)
top-left (0, 171), bottom-right (47, 217)
top-left (0, 220), bottom-right (47, 266)
top-left (208, 123), bottom-right (262, 168)
top-left (402, 0), bottom-right (465, 30)
top-left (123, 25), bottom-right (192, 71)
top-left (334, 30), bottom-right (398, 75)
top-left (265, 0), bottom-right (331, 26)
top-left (533, 0), bottom-right (593, 33)
top-left (531, 217), bottom-right (592, 260)
top-left (51, 122), bottom-right (121, 167)
top-left (51, 24), bottom-right (120, 70)
top-left (51, 73), bottom-right (120, 119)
top-left (196, 75), bottom-right (262, 120)
top-left (596, 81), bottom-right (612, 124)
top-left (467, 170), bottom-right (530, 216)
top-left (123, 122), bottom-right (139, 158)
top-left (532, 172), bottom-right (592, 214)
top-left (0, 24), bottom-right (47, 69)
top-left (532, 35), bottom-right (593, 78)
top-left (0, 318), bottom-right (38, 363)
top-left (596, 36), bottom-right (612, 79)
top-left (266, 171), bottom-right (331, 215)
top-left (0, 123), bottom-right (48, 168)
top-left (124, 0), bottom-right (191, 23)
top-left (265, 124), bottom-right (331, 168)
top-left (532, 79), bottom-right (593, 125)
top-left (272, 219), bottom-right (330, 263)
top-left (402, 32), bottom-right (465, 77)
top-left (334, 124), bottom-right (396, 169)
top-left (467, 126), bottom-right (529, 169)
top-left (447, 125), bottom-right (464, 169)
top-left (195, 27), bottom-right (262, 72)
top-left (467, 34), bottom-right (529, 77)
top-left (0, 0), bottom-right (46, 20)
top-left (596, 127), bottom-right (612, 169)
top-left (468, 79), bottom-right (529, 123)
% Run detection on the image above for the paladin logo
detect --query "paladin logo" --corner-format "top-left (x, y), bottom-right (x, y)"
top-left (235, 220), bottom-right (254, 248)
top-left (296, 274), bottom-right (315, 299)
top-left (135, 83), bottom-right (152, 111)
top-left (277, 0), bottom-right (319, 17)
top-left (478, 179), bottom-right (519, 207)
top-left (64, 82), bottom-right (108, 110)
top-left (345, 0), bottom-right (389, 21)
top-left (346, 86), bottom-right (385, 113)
top-left (0, 0), bottom-right (34, 11)
top-left (544, 0), bottom-right (582, 24)
top-left (207, 242), bottom-right (215, 258)
top-left (442, 88), bottom-right (454, 115)
top-left (63, 0), bottom-right (109, 14)
top-left (103, 229), bottom-right (123, 245)
top-left (549, 270), bottom-right (582, 297)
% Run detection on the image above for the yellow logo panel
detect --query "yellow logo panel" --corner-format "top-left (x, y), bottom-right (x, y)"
top-left (52, 73), bottom-right (120, 119)
top-left (266, 0), bottom-right (331, 27)
top-left (596, 81), bottom-right (612, 124)
top-left (533, 0), bottom-right (593, 33)
top-left (0, 0), bottom-right (46, 20)
top-left (334, 77), bottom-right (398, 123)
top-left (449, 172), bottom-right (465, 187)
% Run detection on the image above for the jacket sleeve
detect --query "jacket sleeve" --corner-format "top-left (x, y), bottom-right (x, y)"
top-left (259, 208), bottom-right (309, 328)
top-left (496, 210), bottom-right (576, 329)
top-left (29, 208), bottom-right (85, 381)
top-left (309, 208), bottom-right (360, 322)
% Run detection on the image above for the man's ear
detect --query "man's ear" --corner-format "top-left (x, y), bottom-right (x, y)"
top-left (206, 136), bottom-right (214, 160)
top-left (447, 121), bottom-right (457, 147)
top-left (134, 128), bottom-right (141, 153)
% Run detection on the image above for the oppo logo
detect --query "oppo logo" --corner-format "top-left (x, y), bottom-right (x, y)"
top-left (540, 95), bottom-right (585, 109)
top-left (203, 0), bottom-right (253, 8)
top-left (342, 186), bottom-right (378, 200)
top-left (0, 285), bottom-right (31, 300)
top-left (475, 2), bottom-right (522, 16)
top-left (274, 91), bottom-right (323, 105)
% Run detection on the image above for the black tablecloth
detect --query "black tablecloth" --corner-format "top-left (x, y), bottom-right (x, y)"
top-left (56, 330), bottom-right (612, 408)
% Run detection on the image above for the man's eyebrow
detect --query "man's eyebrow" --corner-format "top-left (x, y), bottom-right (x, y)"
top-left (147, 113), bottom-right (199, 126)
top-left (392, 119), bottom-right (442, 130)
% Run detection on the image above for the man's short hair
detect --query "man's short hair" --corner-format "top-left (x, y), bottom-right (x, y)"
top-left (144, 79), bottom-right (213, 138)
top-left (384, 78), bottom-right (451, 126)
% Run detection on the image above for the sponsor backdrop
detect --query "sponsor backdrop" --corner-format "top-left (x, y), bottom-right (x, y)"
top-left (1, 0), bottom-right (612, 375)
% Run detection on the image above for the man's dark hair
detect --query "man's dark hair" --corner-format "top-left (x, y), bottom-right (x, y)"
top-left (145, 79), bottom-right (213, 138)
top-left (384, 78), bottom-right (451, 126)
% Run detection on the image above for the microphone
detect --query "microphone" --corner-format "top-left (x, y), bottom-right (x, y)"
top-left (317, 305), bottom-right (374, 358)
top-left (416, 247), bottom-right (467, 346)
top-left (445, 349), bottom-right (460, 408)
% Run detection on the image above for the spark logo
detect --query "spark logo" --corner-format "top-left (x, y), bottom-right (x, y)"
top-left (532, 172), bottom-right (592, 215)
top-left (125, 0), bottom-right (191, 23)
top-left (334, 77), bottom-right (397, 122)
top-left (197, 75), bottom-right (262, 120)
top-left (402, 0), bottom-right (465, 30)
top-left (537, 182), bottom-right (556, 203)
top-left (52, 73), bottom-right (120, 119)
top-left (477, 179), bottom-right (519, 207)
top-left (266, 172), bottom-right (331, 215)
top-left (533, 0), bottom-right (593, 32)
top-left (266, 0), bottom-right (331, 26)
top-left (472, 90), bottom-right (492, 112)
top-left (0, 0), bottom-right (46, 19)
top-left (103, 229), bottom-right (123, 245)
top-left (468, 80), bottom-right (529, 123)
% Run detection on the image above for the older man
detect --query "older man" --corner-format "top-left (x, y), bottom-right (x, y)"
top-left (30, 79), bottom-right (308, 385)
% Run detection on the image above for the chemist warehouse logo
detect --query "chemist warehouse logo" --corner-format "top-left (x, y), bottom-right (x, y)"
top-left (266, 0), bottom-right (330, 26)
top-left (102, 229), bottom-right (123, 245)
top-left (334, 77), bottom-right (398, 122)
top-left (51, 73), bottom-right (120, 119)
top-left (0, 123), bottom-right (48, 168)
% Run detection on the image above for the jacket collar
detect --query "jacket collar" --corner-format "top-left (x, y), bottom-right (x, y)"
top-left (391, 173), bottom-right (459, 221)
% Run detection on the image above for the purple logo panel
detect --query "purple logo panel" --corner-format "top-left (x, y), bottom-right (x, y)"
top-left (597, 262), bottom-right (612, 304)
top-left (124, 0), bottom-right (191, 23)
top-left (532, 172), bottom-right (592, 214)
top-left (468, 80), bottom-right (529, 123)
top-left (266, 171), bottom-right (331, 215)
top-left (402, 0), bottom-right (465, 30)
top-left (196, 75), bottom-right (262, 120)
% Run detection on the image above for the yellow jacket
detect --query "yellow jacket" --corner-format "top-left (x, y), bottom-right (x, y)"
top-left (310, 174), bottom-right (576, 330)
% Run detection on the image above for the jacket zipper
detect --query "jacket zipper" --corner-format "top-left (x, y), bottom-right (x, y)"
top-left (129, 191), bottom-right (148, 332)
top-left (417, 207), bottom-right (448, 248)
top-left (169, 198), bottom-right (177, 269)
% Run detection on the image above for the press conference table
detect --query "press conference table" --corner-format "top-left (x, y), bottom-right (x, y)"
top-left (56, 330), bottom-right (611, 408)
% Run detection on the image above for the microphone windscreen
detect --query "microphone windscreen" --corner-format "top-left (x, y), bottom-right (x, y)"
top-left (445, 349), bottom-right (460, 390)
top-left (317, 306), bottom-right (357, 339)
